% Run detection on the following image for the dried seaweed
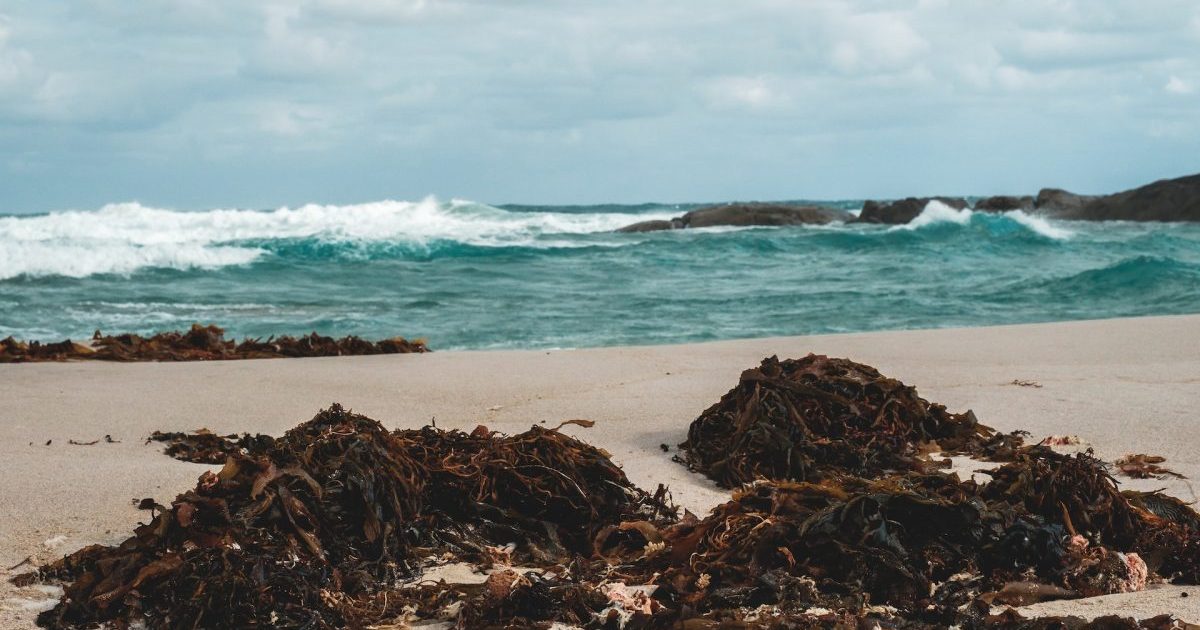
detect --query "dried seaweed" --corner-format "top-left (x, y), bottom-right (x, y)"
top-left (146, 429), bottom-right (270, 464)
top-left (677, 354), bottom-right (1020, 487)
top-left (17, 355), bottom-right (1200, 629)
top-left (1114, 454), bottom-right (1186, 480)
top-left (20, 404), bottom-right (670, 629)
top-left (0, 323), bottom-right (428, 363)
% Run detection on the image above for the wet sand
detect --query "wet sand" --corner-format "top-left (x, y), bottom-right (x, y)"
top-left (2, 314), bottom-right (1199, 626)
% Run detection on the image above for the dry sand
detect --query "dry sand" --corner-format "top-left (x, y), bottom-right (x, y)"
top-left (2, 314), bottom-right (1199, 627)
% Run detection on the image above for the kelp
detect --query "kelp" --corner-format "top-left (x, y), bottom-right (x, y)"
top-left (1113, 454), bottom-right (1186, 480)
top-left (677, 354), bottom-right (1022, 487)
top-left (0, 323), bottom-right (428, 362)
top-left (146, 429), bottom-right (270, 464)
top-left (395, 424), bottom-right (675, 560)
top-left (19, 405), bottom-right (671, 629)
top-left (17, 356), bottom-right (1200, 629)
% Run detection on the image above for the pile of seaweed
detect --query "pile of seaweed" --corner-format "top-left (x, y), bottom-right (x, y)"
top-left (0, 323), bottom-right (428, 362)
top-left (15, 356), bottom-right (1200, 629)
top-left (678, 354), bottom-right (1023, 486)
top-left (18, 406), bottom-right (672, 628)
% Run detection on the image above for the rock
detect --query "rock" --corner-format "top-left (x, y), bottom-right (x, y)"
top-left (681, 204), bottom-right (850, 228)
top-left (615, 203), bottom-right (851, 233)
top-left (854, 197), bottom-right (968, 224)
top-left (1035, 189), bottom-right (1098, 215)
top-left (974, 195), bottom-right (1035, 212)
top-left (614, 219), bottom-right (679, 233)
top-left (1041, 174), bottom-right (1200, 222)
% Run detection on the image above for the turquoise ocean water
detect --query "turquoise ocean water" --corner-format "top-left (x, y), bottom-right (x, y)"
top-left (1, 198), bottom-right (1198, 349)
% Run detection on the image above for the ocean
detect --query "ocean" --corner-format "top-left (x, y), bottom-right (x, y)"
top-left (1, 198), bottom-right (1198, 350)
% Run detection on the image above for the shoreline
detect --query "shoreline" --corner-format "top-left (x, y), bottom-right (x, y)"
top-left (3, 313), bottom-right (1199, 626)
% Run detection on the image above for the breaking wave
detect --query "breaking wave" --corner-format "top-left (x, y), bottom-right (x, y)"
top-left (895, 200), bottom-right (1073, 240)
top-left (2, 195), bottom-right (1197, 347)
top-left (0, 198), bottom-right (678, 280)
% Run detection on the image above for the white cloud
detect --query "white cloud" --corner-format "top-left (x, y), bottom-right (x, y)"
top-left (251, 5), bottom-right (354, 79)
top-left (259, 103), bottom-right (328, 136)
top-left (312, 0), bottom-right (432, 22)
top-left (829, 11), bottom-right (929, 74)
top-left (0, 16), bottom-right (35, 90)
top-left (703, 76), bottom-right (783, 110)
top-left (995, 65), bottom-right (1038, 91)
top-left (1165, 75), bottom-right (1193, 94)
top-left (3, 0), bottom-right (1200, 211)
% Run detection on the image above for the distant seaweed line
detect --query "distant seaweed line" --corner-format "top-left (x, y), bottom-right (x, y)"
top-left (0, 323), bottom-right (429, 362)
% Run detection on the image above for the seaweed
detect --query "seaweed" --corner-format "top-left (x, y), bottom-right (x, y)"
top-left (677, 354), bottom-right (1019, 487)
top-left (20, 404), bottom-right (670, 629)
top-left (0, 323), bottom-right (428, 362)
top-left (146, 429), bottom-right (270, 464)
top-left (17, 355), bottom-right (1200, 629)
top-left (1114, 454), bottom-right (1186, 480)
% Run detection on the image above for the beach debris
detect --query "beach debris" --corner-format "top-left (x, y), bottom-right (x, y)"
top-left (1123, 489), bottom-right (1200, 531)
top-left (146, 429), bottom-right (269, 464)
top-left (66, 435), bottom-right (119, 446)
top-left (18, 357), bottom-right (1200, 629)
top-left (18, 404), bottom-right (672, 629)
top-left (6, 557), bottom-right (33, 571)
top-left (0, 323), bottom-right (428, 363)
top-left (1041, 435), bottom-right (1083, 446)
top-left (1114, 453), bottom-right (1186, 479)
top-left (1009, 379), bottom-right (1043, 388)
top-left (676, 354), bottom-right (1023, 487)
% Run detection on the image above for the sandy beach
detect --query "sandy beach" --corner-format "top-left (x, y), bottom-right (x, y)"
top-left (2, 314), bottom-right (1199, 627)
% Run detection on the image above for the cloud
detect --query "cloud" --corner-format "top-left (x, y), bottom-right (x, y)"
top-left (248, 5), bottom-right (355, 79)
top-left (0, 16), bottom-right (36, 92)
top-left (703, 76), bottom-right (785, 110)
top-left (829, 11), bottom-right (929, 74)
top-left (1166, 75), bottom-right (1194, 94)
top-left (310, 0), bottom-right (433, 22)
top-left (258, 102), bottom-right (329, 137)
top-left (1, 0), bottom-right (1199, 212)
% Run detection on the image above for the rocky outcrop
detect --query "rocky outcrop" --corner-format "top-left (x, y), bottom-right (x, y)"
top-left (1034, 189), bottom-right (1098, 215)
top-left (853, 197), bottom-right (968, 225)
top-left (615, 219), bottom-right (681, 233)
top-left (973, 195), bottom-right (1034, 212)
top-left (618, 173), bottom-right (1200, 231)
top-left (1037, 174), bottom-right (1200, 222)
top-left (615, 203), bottom-right (851, 233)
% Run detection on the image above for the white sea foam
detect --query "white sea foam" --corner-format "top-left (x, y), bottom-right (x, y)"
top-left (894, 200), bottom-right (1072, 240)
top-left (903, 199), bottom-right (974, 229)
top-left (1003, 209), bottom-right (1074, 240)
top-left (0, 198), bottom-right (677, 279)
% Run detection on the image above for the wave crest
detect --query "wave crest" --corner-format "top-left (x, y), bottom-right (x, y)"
top-left (894, 200), bottom-right (1073, 240)
top-left (0, 198), bottom-right (677, 279)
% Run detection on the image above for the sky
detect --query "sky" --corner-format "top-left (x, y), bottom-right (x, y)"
top-left (1, 0), bottom-right (1199, 213)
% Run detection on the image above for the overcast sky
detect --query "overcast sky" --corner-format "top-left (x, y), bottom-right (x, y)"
top-left (2, 0), bottom-right (1199, 212)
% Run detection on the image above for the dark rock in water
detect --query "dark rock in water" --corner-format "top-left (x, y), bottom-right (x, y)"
top-left (1041, 174), bottom-right (1200, 222)
top-left (683, 203), bottom-right (850, 228)
top-left (854, 197), bottom-right (968, 224)
top-left (974, 195), bottom-right (1035, 212)
top-left (614, 219), bottom-right (682, 233)
top-left (614, 203), bottom-right (850, 233)
top-left (1035, 188), bottom-right (1098, 215)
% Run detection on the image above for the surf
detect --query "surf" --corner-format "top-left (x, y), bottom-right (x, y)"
top-left (0, 198), bottom-right (678, 280)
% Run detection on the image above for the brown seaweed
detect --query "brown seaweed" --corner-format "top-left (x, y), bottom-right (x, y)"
top-left (17, 355), bottom-right (1200, 629)
top-left (677, 354), bottom-right (1021, 487)
top-left (20, 404), bottom-right (671, 629)
top-left (1114, 454), bottom-right (1186, 480)
top-left (0, 323), bottom-right (428, 362)
top-left (146, 429), bottom-right (268, 464)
